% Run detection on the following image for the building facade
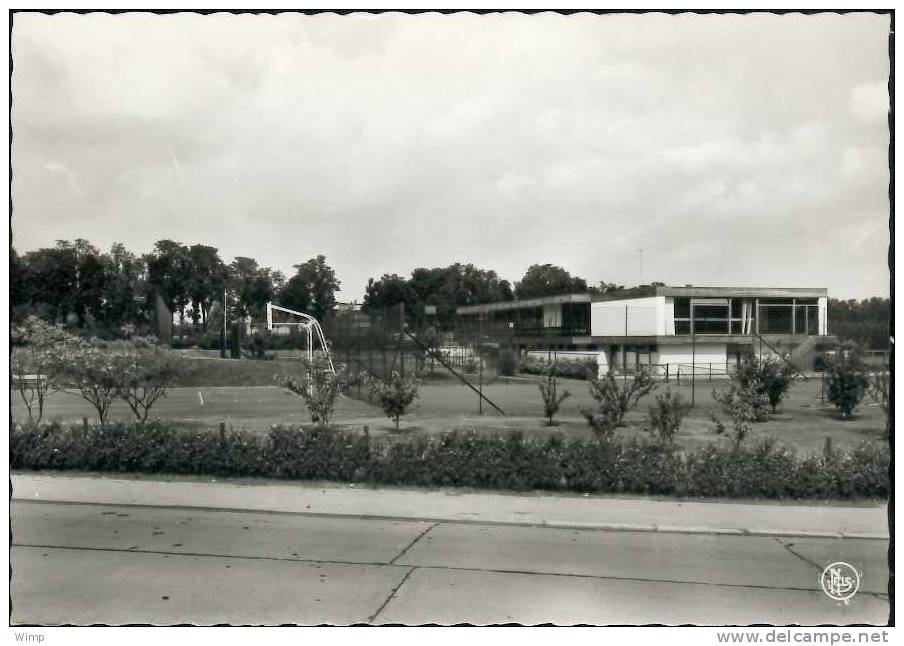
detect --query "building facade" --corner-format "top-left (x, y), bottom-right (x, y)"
top-left (456, 286), bottom-right (835, 376)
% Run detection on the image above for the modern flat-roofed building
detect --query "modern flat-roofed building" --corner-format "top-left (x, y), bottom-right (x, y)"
top-left (456, 285), bottom-right (835, 375)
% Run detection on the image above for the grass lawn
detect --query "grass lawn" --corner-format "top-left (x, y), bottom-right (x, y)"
top-left (13, 361), bottom-right (887, 455)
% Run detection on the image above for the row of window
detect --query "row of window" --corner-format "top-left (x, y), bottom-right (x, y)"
top-left (673, 298), bottom-right (819, 336)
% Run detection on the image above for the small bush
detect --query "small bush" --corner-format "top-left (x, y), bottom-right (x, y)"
top-left (10, 316), bottom-right (81, 423)
top-left (277, 355), bottom-right (345, 426)
top-left (710, 379), bottom-right (764, 449)
top-left (825, 343), bottom-right (871, 419)
top-left (869, 369), bottom-right (889, 416)
top-left (581, 368), bottom-right (656, 437)
top-left (645, 389), bottom-right (688, 446)
top-left (365, 370), bottom-right (420, 432)
top-left (519, 358), bottom-right (597, 380)
top-left (248, 333), bottom-right (272, 360)
top-left (717, 368), bottom-right (769, 423)
top-left (116, 340), bottom-right (187, 423)
top-left (734, 356), bottom-right (794, 414)
top-left (496, 350), bottom-right (518, 377)
top-left (538, 368), bottom-right (570, 426)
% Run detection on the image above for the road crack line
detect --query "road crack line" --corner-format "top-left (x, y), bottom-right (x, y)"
top-left (390, 522), bottom-right (437, 565)
top-left (773, 537), bottom-right (824, 571)
top-left (772, 538), bottom-right (888, 601)
top-left (367, 566), bottom-right (415, 624)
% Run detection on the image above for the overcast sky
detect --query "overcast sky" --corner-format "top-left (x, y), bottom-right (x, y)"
top-left (11, 11), bottom-right (890, 301)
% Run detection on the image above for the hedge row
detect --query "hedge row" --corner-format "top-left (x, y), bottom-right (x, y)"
top-left (518, 358), bottom-right (598, 379)
top-left (10, 422), bottom-right (889, 499)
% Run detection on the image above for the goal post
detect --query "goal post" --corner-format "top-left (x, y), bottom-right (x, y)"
top-left (265, 302), bottom-right (336, 374)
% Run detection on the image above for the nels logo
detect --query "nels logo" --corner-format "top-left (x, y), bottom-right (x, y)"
top-left (821, 561), bottom-right (860, 604)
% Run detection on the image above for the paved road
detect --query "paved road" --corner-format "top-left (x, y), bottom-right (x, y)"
top-left (11, 500), bottom-right (889, 625)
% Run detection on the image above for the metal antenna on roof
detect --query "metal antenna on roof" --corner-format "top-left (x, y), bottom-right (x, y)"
top-left (637, 248), bottom-right (644, 285)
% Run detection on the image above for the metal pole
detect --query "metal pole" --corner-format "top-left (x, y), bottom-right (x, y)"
top-left (221, 287), bottom-right (227, 358)
top-left (478, 315), bottom-right (484, 416)
top-left (398, 302), bottom-right (405, 379)
top-left (691, 303), bottom-right (696, 408)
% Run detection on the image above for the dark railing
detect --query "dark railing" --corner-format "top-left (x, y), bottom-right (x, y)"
top-left (612, 362), bottom-right (731, 382)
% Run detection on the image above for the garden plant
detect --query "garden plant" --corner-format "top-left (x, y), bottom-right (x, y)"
top-left (824, 343), bottom-right (871, 419)
top-left (581, 367), bottom-right (656, 437)
top-left (538, 366), bottom-right (570, 426)
top-left (645, 389), bottom-right (688, 447)
top-left (278, 355), bottom-right (345, 427)
top-left (366, 370), bottom-right (420, 432)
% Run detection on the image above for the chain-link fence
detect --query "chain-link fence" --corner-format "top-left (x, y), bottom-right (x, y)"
top-left (321, 304), bottom-right (514, 414)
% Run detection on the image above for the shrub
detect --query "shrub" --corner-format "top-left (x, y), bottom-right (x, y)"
top-left (825, 343), bottom-right (871, 419)
top-left (538, 368), bottom-right (570, 426)
top-left (869, 369), bottom-right (889, 416)
top-left (278, 355), bottom-right (345, 426)
top-left (734, 356), bottom-right (794, 414)
top-left (267, 425), bottom-right (369, 481)
top-left (709, 381), bottom-right (761, 450)
top-left (9, 422), bottom-right (890, 499)
top-left (10, 316), bottom-right (81, 423)
top-left (519, 358), bottom-right (596, 380)
top-left (116, 340), bottom-right (187, 423)
top-left (248, 333), bottom-right (271, 360)
top-left (496, 350), bottom-right (518, 377)
top-left (713, 367), bottom-right (770, 429)
top-left (581, 368), bottom-right (656, 437)
top-left (59, 340), bottom-right (127, 425)
top-left (645, 389), bottom-right (688, 446)
top-left (366, 370), bottom-right (420, 432)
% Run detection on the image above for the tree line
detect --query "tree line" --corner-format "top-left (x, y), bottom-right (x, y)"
top-left (10, 238), bottom-right (889, 348)
top-left (10, 239), bottom-right (340, 332)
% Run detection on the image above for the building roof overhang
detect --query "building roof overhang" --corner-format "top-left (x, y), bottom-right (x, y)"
top-left (457, 293), bottom-right (591, 315)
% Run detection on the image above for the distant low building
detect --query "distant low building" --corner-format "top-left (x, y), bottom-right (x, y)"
top-left (335, 301), bottom-right (362, 313)
top-left (457, 286), bottom-right (836, 375)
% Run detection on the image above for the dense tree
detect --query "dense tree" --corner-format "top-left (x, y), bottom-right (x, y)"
top-left (828, 297), bottom-right (890, 349)
top-left (279, 255), bottom-right (341, 322)
top-left (227, 257), bottom-right (283, 321)
top-left (514, 263), bottom-right (588, 299)
top-left (102, 243), bottom-right (148, 328)
top-left (19, 242), bottom-right (79, 322)
top-left (144, 240), bottom-right (191, 323)
top-left (363, 273), bottom-right (414, 312)
top-left (186, 244), bottom-right (228, 327)
top-left (74, 242), bottom-right (107, 326)
top-left (11, 239), bottom-right (286, 333)
top-left (10, 248), bottom-right (29, 310)
top-left (362, 263), bottom-right (512, 329)
top-left (825, 342), bottom-right (871, 419)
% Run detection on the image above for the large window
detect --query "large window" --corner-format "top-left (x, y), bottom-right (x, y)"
top-left (674, 298), bottom-right (691, 334)
top-left (693, 303), bottom-right (730, 334)
top-left (758, 304), bottom-right (792, 334)
top-left (674, 296), bottom-right (819, 336)
top-left (674, 298), bottom-right (731, 335)
top-left (562, 303), bottom-right (591, 335)
top-left (756, 298), bottom-right (794, 334)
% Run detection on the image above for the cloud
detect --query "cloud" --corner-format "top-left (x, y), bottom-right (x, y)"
top-left (10, 12), bottom-right (891, 300)
top-left (849, 81), bottom-right (889, 122)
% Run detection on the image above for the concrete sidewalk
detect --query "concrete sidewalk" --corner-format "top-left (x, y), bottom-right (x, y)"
top-left (11, 473), bottom-right (889, 539)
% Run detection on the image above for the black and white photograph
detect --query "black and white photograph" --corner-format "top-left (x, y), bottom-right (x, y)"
top-left (7, 5), bottom-right (893, 634)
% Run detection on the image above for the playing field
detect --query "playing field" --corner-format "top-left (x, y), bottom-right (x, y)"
top-left (11, 370), bottom-right (887, 454)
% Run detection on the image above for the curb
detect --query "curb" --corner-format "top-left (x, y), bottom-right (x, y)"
top-left (12, 496), bottom-right (888, 541)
